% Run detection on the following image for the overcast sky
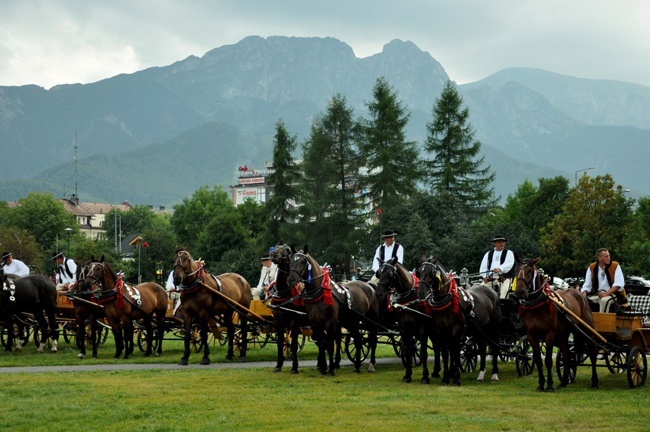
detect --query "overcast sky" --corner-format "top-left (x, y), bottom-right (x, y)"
top-left (1, 1), bottom-right (649, 89)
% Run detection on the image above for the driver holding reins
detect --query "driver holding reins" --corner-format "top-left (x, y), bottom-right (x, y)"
top-left (479, 235), bottom-right (516, 299)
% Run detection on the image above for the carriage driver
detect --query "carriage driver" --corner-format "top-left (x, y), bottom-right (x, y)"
top-left (253, 255), bottom-right (277, 300)
top-left (2, 252), bottom-right (30, 278)
top-left (370, 230), bottom-right (404, 284)
top-left (479, 235), bottom-right (516, 299)
top-left (580, 248), bottom-right (630, 312)
top-left (52, 251), bottom-right (77, 291)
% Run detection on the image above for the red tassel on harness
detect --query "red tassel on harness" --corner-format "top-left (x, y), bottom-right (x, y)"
top-left (450, 277), bottom-right (460, 314)
top-left (116, 274), bottom-right (125, 309)
top-left (322, 266), bottom-right (334, 306)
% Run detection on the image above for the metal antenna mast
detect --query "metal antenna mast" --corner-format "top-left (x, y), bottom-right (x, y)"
top-left (74, 131), bottom-right (79, 199)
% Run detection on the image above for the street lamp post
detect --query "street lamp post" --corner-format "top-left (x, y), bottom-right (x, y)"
top-left (64, 228), bottom-right (72, 255)
top-left (574, 166), bottom-right (595, 186)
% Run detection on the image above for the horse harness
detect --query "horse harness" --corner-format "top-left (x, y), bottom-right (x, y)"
top-left (1, 277), bottom-right (17, 302)
top-left (419, 261), bottom-right (476, 318)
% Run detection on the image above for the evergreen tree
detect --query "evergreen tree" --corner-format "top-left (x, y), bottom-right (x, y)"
top-left (263, 120), bottom-right (302, 246)
top-left (424, 81), bottom-right (495, 208)
top-left (301, 94), bottom-right (365, 277)
top-left (358, 77), bottom-right (422, 211)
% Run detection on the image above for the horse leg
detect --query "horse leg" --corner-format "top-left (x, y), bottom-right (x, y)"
top-left (123, 320), bottom-right (134, 359)
top-left (75, 316), bottom-right (86, 358)
top-left (420, 329), bottom-right (430, 384)
top-left (326, 326), bottom-right (336, 376)
top-left (476, 340), bottom-right (488, 382)
top-left (156, 315), bottom-right (164, 357)
top-left (290, 322), bottom-right (301, 374)
top-left (225, 317), bottom-right (235, 360)
top-left (179, 316), bottom-right (192, 365)
top-left (33, 310), bottom-right (49, 353)
top-left (490, 338), bottom-right (500, 382)
top-left (545, 342), bottom-right (556, 392)
top-left (402, 332), bottom-right (414, 383)
top-left (112, 324), bottom-right (123, 359)
top-left (274, 317), bottom-right (286, 372)
top-left (529, 338), bottom-right (546, 392)
top-left (4, 314), bottom-right (14, 352)
top-left (239, 315), bottom-right (248, 363)
top-left (334, 326), bottom-right (342, 370)
top-left (200, 322), bottom-right (210, 365)
top-left (350, 324), bottom-right (362, 373)
top-left (367, 323), bottom-right (377, 373)
top-left (45, 307), bottom-right (59, 353)
top-left (143, 319), bottom-right (153, 357)
top-left (90, 318), bottom-right (100, 358)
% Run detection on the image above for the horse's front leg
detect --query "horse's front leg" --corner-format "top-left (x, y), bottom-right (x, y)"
top-left (401, 331), bottom-right (414, 383)
top-left (367, 324), bottom-right (377, 373)
top-left (350, 325), bottom-right (363, 373)
top-left (179, 315), bottom-right (193, 365)
top-left (419, 329), bottom-right (430, 384)
top-left (449, 336), bottom-right (463, 386)
top-left (225, 317), bottom-right (235, 360)
top-left (326, 327), bottom-right (336, 376)
top-left (112, 324), bottom-right (124, 360)
top-left (476, 340), bottom-right (488, 382)
top-left (273, 317), bottom-right (286, 372)
top-left (123, 320), bottom-right (134, 359)
top-left (75, 316), bottom-right (87, 358)
top-left (200, 321), bottom-right (210, 365)
top-left (4, 315), bottom-right (14, 352)
top-left (143, 319), bottom-right (154, 357)
top-left (290, 324), bottom-right (301, 374)
top-left (238, 316), bottom-right (248, 363)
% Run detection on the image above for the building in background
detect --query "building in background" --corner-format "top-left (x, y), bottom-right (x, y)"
top-left (60, 194), bottom-right (133, 239)
top-left (230, 163), bottom-right (275, 206)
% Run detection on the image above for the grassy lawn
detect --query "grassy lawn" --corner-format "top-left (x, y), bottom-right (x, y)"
top-left (1, 333), bottom-right (649, 431)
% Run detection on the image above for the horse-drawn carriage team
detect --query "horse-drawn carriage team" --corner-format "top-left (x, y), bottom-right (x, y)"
top-left (1, 232), bottom-right (648, 390)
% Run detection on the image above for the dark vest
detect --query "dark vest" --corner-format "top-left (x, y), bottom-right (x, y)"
top-left (380, 243), bottom-right (401, 262)
top-left (58, 258), bottom-right (74, 279)
top-left (487, 248), bottom-right (515, 278)
top-left (589, 261), bottom-right (619, 295)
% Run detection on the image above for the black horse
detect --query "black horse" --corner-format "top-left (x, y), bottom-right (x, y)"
top-left (268, 244), bottom-right (309, 373)
top-left (375, 256), bottom-right (444, 384)
top-left (0, 267), bottom-right (60, 353)
top-left (67, 260), bottom-right (106, 358)
top-left (287, 246), bottom-right (379, 375)
top-left (417, 257), bottom-right (501, 386)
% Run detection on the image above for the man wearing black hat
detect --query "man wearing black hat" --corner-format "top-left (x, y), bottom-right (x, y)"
top-left (1, 252), bottom-right (30, 278)
top-left (253, 255), bottom-right (277, 300)
top-left (52, 251), bottom-right (77, 291)
top-left (479, 235), bottom-right (516, 299)
top-left (372, 230), bottom-right (404, 276)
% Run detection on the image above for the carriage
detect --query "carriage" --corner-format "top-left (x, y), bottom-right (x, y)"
top-left (556, 307), bottom-right (649, 388)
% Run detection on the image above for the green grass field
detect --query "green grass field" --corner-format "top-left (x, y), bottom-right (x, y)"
top-left (1, 332), bottom-right (649, 431)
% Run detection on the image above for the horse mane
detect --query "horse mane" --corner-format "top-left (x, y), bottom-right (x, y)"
top-left (396, 261), bottom-right (414, 286)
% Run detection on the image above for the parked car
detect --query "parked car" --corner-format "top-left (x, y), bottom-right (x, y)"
top-left (564, 277), bottom-right (584, 289)
top-left (624, 276), bottom-right (650, 295)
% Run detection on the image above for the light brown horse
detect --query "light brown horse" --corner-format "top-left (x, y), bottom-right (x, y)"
top-left (85, 256), bottom-right (167, 359)
top-left (173, 251), bottom-right (252, 365)
top-left (512, 256), bottom-right (599, 391)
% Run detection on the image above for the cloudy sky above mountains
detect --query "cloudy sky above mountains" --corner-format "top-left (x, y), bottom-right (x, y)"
top-left (1, 1), bottom-right (649, 89)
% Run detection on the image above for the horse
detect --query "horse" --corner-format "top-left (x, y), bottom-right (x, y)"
top-left (286, 246), bottom-right (378, 375)
top-left (0, 267), bottom-right (60, 353)
top-left (512, 256), bottom-right (599, 391)
top-left (67, 260), bottom-right (106, 358)
top-left (268, 244), bottom-right (309, 373)
top-left (375, 256), bottom-right (444, 384)
top-left (84, 255), bottom-right (167, 359)
top-left (173, 250), bottom-right (252, 365)
top-left (417, 257), bottom-right (501, 386)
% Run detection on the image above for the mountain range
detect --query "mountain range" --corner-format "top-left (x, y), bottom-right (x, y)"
top-left (1, 35), bottom-right (648, 207)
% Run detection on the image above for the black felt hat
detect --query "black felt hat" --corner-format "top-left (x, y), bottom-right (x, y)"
top-left (492, 235), bottom-right (507, 242)
top-left (52, 251), bottom-right (64, 260)
top-left (382, 230), bottom-right (398, 239)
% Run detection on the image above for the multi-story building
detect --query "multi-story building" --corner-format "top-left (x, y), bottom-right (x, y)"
top-left (60, 194), bottom-right (133, 239)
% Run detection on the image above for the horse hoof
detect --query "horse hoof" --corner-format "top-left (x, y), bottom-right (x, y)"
top-left (367, 364), bottom-right (376, 373)
top-left (77, 353), bottom-right (85, 359)
top-left (422, 378), bottom-right (430, 385)
top-left (491, 374), bottom-right (499, 382)
top-left (403, 377), bottom-right (412, 383)
top-left (226, 355), bottom-right (234, 361)
top-left (144, 352), bottom-right (151, 357)
top-left (451, 382), bottom-right (461, 387)
top-left (326, 371), bottom-right (336, 377)
top-left (546, 387), bottom-right (555, 393)
top-left (354, 368), bottom-right (361, 374)
top-left (156, 353), bottom-right (161, 358)
top-left (179, 358), bottom-right (189, 366)
top-left (432, 372), bottom-right (440, 378)
top-left (274, 367), bottom-right (282, 373)
top-left (51, 340), bottom-right (58, 353)
top-left (200, 358), bottom-right (211, 365)
top-left (291, 369), bottom-right (299, 375)
top-left (239, 357), bottom-right (246, 363)
top-left (536, 387), bottom-right (545, 393)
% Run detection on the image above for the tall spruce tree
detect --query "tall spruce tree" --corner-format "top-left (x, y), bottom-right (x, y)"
top-left (300, 94), bottom-right (365, 276)
top-left (263, 120), bottom-right (302, 246)
top-left (358, 77), bottom-right (422, 211)
top-left (424, 81), bottom-right (495, 208)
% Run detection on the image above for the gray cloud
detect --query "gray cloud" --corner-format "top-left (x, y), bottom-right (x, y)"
top-left (1, 0), bottom-right (648, 89)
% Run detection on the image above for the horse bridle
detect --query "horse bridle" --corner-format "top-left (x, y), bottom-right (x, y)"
top-left (288, 252), bottom-right (323, 285)
top-left (515, 260), bottom-right (544, 299)
top-left (173, 251), bottom-right (201, 288)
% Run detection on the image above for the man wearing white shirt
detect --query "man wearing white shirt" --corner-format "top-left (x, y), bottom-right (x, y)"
top-left (479, 235), bottom-right (516, 299)
top-left (253, 255), bottom-right (277, 300)
top-left (2, 252), bottom-right (30, 278)
top-left (52, 251), bottom-right (77, 291)
top-left (581, 248), bottom-right (628, 312)
top-left (370, 230), bottom-right (404, 285)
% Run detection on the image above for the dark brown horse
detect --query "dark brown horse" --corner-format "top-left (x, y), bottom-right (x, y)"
top-left (512, 256), bottom-right (599, 391)
top-left (67, 260), bottom-right (106, 358)
top-left (85, 256), bottom-right (167, 359)
top-left (375, 256), bottom-right (443, 384)
top-left (173, 250), bottom-right (252, 365)
top-left (0, 267), bottom-right (60, 353)
top-left (269, 244), bottom-right (308, 373)
top-left (286, 246), bottom-right (379, 375)
top-left (417, 257), bottom-right (501, 386)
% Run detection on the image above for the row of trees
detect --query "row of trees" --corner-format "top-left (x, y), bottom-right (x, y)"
top-left (1, 78), bottom-right (647, 285)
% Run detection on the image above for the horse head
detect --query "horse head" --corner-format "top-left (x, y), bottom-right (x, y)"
top-left (173, 250), bottom-right (199, 288)
top-left (74, 259), bottom-right (94, 293)
top-left (512, 256), bottom-right (544, 301)
top-left (287, 246), bottom-right (321, 289)
top-left (271, 244), bottom-right (292, 270)
top-left (85, 255), bottom-right (116, 291)
top-left (416, 256), bottom-right (451, 300)
top-left (376, 257), bottom-right (402, 301)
